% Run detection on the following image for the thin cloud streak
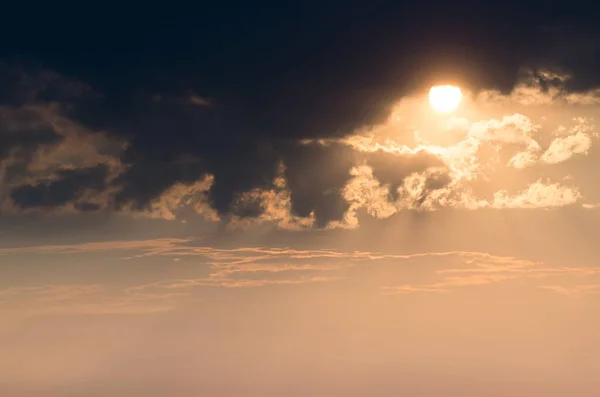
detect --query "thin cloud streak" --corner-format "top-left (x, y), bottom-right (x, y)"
top-left (383, 254), bottom-right (600, 295)
top-left (2, 238), bottom-right (597, 317)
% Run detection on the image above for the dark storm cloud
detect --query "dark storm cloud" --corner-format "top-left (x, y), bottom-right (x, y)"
top-left (0, 62), bottom-right (92, 107)
top-left (0, 107), bottom-right (61, 161)
top-left (2, 3), bottom-right (600, 226)
top-left (526, 24), bottom-right (600, 92)
top-left (205, 141), bottom-right (281, 216)
top-left (282, 142), bottom-right (357, 227)
top-left (0, 95), bottom-right (124, 196)
top-left (10, 165), bottom-right (108, 210)
top-left (0, 106), bottom-right (65, 189)
top-left (0, 62), bottom-right (112, 186)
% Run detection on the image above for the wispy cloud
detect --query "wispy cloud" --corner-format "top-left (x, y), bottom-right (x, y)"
top-left (0, 238), bottom-right (192, 255)
top-left (0, 103), bottom-right (126, 214)
top-left (188, 94), bottom-right (212, 107)
top-left (537, 284), bottom-right (600, 297)
top-left (383, 253), bottom-right (600, 295)
top-left (3, 238), bottom-right (597, 317)
top-left (0, 283), bottom-right (179, 316)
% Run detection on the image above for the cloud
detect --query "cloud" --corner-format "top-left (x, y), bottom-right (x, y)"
top-left (0, 62), bottom-right (93, 106)
top-left (119, 174), bottom-right (219, 221)
top-left (7, 165), bottom-right (109, 212)
top-left (489, 181), bottom-right (581, 209)
top-left (152, 92), bottom-right (213, 108)
top-left (227, 163), bottom-right (317, 230)
top-left (320, 76), bottom-right (598, 221)
top-left (0, 97), bottom-right (126, 214)
top-left (537, 284), bottom-right (600, 297)
top-left (3, 237), bottom-right (599, 316)
top-left (384, 274), bottom-right (520, 294)
top-left (188, 94), bottom-right (212, 107)
top-left (541, 121), bottom-right (593, 164)
top-left (582, 203), bottom-right (600, 209)
top-left (0, 237), bottom-right (192, 255)
top-left (0, 62), bottom-right (599, 228)
top-left (0, 283), bottom-right (180, 316)
top-left (383, 254), bottom-right (600, 295)
top-left (478, 68), bottom-right (600, 106)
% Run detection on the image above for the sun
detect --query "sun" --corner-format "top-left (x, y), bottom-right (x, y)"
top-left (429, 85), bottom-right (462, 113)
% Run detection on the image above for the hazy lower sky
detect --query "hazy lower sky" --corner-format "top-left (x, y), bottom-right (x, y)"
top-left (2, 3), bottom-right (600, 396)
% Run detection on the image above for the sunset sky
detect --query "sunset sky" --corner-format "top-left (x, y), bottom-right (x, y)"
top-left (2, 2), bottom-right (600, 396)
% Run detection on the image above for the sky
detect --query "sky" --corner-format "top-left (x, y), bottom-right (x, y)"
top-left (2, 2), bottom-right (600, 396)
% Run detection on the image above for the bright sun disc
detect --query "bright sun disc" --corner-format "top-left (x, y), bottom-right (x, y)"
top-left (429, 85), bottom-right (462, 113)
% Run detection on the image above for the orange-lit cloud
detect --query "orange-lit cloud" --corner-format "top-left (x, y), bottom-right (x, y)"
top-left (537, 284), bottom-right (600, 297)
top-left (3, 238), bottom-right (598, 317)
top-left (383, 253), bottom-right (600, 295)
top-left (2, 66), bottom-right (600, 228)
top-left (478, 69), bottom-right (600, 106)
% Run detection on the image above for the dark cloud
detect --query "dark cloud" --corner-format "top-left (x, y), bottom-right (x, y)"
top-left (10, 165), bottom-right (108, 210)
top-left (526, 24), bottom-right (600, 92)
top-left (0, 106), bottom-right (64, 188)
top-left (365, 150), bottom-right (448, 202)
top-left (230, 196), bottom-right (265, 219)
top-left (282, 143), bottom-right (357, 227)
top-left (114, 157), bottom-right (207, 212)
top-left (73, 202), bottom-right (102, 212)
top-left (0, 107), bottom-right (61, 161)
top-left (1, 4), bottom-right (600, 226)
top-left (0, 62), bottom-right (92, 107)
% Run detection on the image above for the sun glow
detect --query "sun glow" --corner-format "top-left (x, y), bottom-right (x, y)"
top-left (429, 85), bottom-right (462, 113)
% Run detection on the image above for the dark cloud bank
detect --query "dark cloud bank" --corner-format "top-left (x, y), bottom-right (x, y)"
top-left (1, 3), bottom-right (599, 228)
